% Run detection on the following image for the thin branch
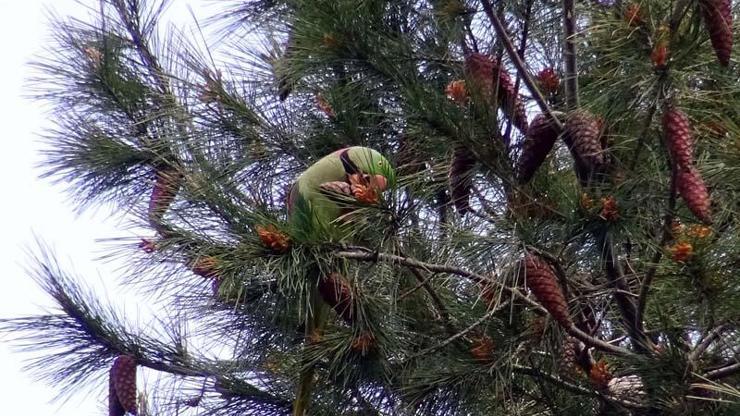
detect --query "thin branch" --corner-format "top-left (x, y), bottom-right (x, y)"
top-left (703, 362), bottom-right (740, 380)
top-left (407, 300), bottom-right (511, 360)
top-left (479, 0), bottom-right (563, 131)
top-left (562, 0), bottom-right (579, 109)
top-left (512, 365), bottom-right (649, 409)
top-left (689, 324), bottom-right (733, 363)
top-left (335, 247), bottom-right (633, 356)
top-left (597, 231), bottom-right (652, 353)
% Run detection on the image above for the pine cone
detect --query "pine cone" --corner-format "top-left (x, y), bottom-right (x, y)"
top-left (469, 335), bottom-right (495, 363)
top-left (495, 63), bottom-right (528, 133)
top-left (464, 53), bottom-right (527, 132)
top-left (523, 254), bottom-right (571, 327)
top-left (608, 375), bottom-right (646, 402)
top-left (589, 360), bottom-right (613, 389)
top-left (517, 113), bottom-right (559, 183)
top-left (449, 147), bottom-right (476, 215)
top-left (536, 68), bottom-right (560, 95)
top-left (700, 0), bottom-right (733, 66)
top-left (560, 337), bottom-right (582, 378)
top-left (190, 255), bottom-right (220, 279)
top-left (563, 110), bottom-right (605, 184)
top-left (676, 166), bottom-right (712, 224)
top-left (464, 53), bottom-right (494, 97)
top-left (110, 355), bottom-right (137, 415)
top-left (319, 181), bottom-right (352, 197)
top-left (148, 166), bottom-right (182, 227)
top-left (662, 106), bottom-right (694, 169)
top-left (256, 225), bottom-right (291, 253)
top-left (318, 272), bottom-right (355, 324)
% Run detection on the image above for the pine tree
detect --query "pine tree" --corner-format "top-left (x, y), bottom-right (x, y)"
top-left (3, 0), bottom-right (740, 415)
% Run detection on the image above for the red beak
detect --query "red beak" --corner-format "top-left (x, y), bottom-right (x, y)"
top-left (372, 175), bottom-right (388, 191)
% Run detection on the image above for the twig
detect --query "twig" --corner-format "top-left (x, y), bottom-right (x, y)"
top-left (562, 0), bottom-right (579, 109)
top-left (502, 0), bottom-right (534, 147)
top-left (703, 362), bottom-right (740, 380)
top-left (479, 0), bottom-right (563, 131)
top-left (597, 230), bottom-right (652, 354)
top-left (689, 324), bottom-right (733, 364)
top-left (512, 365), bottom-right (649, 409)
top-left (335, 247), bottom-right (633, 356)
top-left (407, 300), bottom-right (511, 360)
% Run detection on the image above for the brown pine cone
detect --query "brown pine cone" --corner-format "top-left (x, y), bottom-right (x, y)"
top-left (319, 181), bottom-right (352, 197)
top-left (662, 106), bottom-right (694, 169)
top-left (517, 113), bottom-right (559, 183)
top-left (110, 355), bottom-right (137, 415)
top-left (699, 0), bottom-right (733, 66)
top-left (464, 53), bottom-right (494, 98)
top-left (494, 62), bottom-right (528, 133)
top-left (522, 254), bottom-right (571, 327)
top-left (676, 166), bottom-right (712, 224)
top-left (464, 53), bottom-right (527, 132)
top-left (563, 110), bottom-right (605, 183)
top-left (560, 337), bottom-right (582, 378)
top-left (148, 166), bottom-right (182, 227)
top-left (318, 272), bottom-right (355, 324)
top-left (449, 147), bottom-right (476, 215)
top-left (470, 335), bottom-right (495, 363)
top-left (563, 110), bottom-right (604, 180)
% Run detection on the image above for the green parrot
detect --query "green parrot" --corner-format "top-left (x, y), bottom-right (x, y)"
top-left (286, 146), bottom-right (394, 416)
top-left (287, 146), bottom-right (395, 239)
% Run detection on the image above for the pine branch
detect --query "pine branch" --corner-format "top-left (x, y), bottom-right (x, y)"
top-left (703, 363), bottom-right (740, 381)
top-left (689, 323), bottom-right (733, 364)
top-left (479, 0), bottom-right (563, 131)
top-left (335, 246), bottom-right (633, 356)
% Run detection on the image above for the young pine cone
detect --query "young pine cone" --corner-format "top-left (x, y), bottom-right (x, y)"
top-left (517, 113), bottom-right (559, 183)
top-left (563, 110), bottom-right (605, 184)
top-left (318, 272), bottom-right (355, 324)
top-left (449, 147), bottom-right (476, 215)
top-left (110, 355), bottom-right (137, 416)
top-left (699, 0), bottom-right (733, 66)
top-left (676, 166), bottom-right (712, 224)
top-left (523, 254), bottom-right (571, 327)
top-left (662, 106), bottom-right (694, 169)
top-left (148, 166), bottom-right (182, 227)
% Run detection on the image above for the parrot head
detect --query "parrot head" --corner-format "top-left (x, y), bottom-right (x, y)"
top-left (339, 146), bottom-right (396, 191)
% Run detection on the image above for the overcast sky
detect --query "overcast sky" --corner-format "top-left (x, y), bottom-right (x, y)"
top-left (0, 1), bottom-right (211, 413)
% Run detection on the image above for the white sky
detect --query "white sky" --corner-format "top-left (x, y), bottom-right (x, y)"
top-left (0, 1), bottom-right (211, 413)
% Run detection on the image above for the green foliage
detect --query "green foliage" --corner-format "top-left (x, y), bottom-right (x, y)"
top-left (3, 0), bottom-right (740, 415)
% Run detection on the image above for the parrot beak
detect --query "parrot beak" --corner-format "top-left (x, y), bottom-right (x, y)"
top-left (371, 175), bottom-right (388, 191)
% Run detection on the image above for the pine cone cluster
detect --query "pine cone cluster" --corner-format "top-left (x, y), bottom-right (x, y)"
top-left (109, 355), bottom-right (137, 416)
top-left (445, 79), bottom-right (468, 106)
top-left (351, 331), bottom-right (376, 355)
top-left (699, 0), bottom-right (733, 66)
top-left (256, 225), bottom-right (291, 253)
top-left (560, 337), bottom-right (583, 378)
top-left (536, 68), bottom-right (560, 95)
top-left (318, 272), bottom-right (355, 324)
top-left (522, 254), bottom-right (571, 327)
top-left (563, 110), bottom-right (606, 184)
top-left (464, 53), bottom-right (528, 133)
top-left (589, 360), bottom-right (613, 389)
top-left (517, 113), bottom-right (560, 183)
top-left (663, 107), bottom-right (712, 224)
top-left (190, 255), bottom-right (220, 279)
top-left (449, 146), bottom-right (476, 215)
top-left (148, 166), bottom-right (182, 227)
